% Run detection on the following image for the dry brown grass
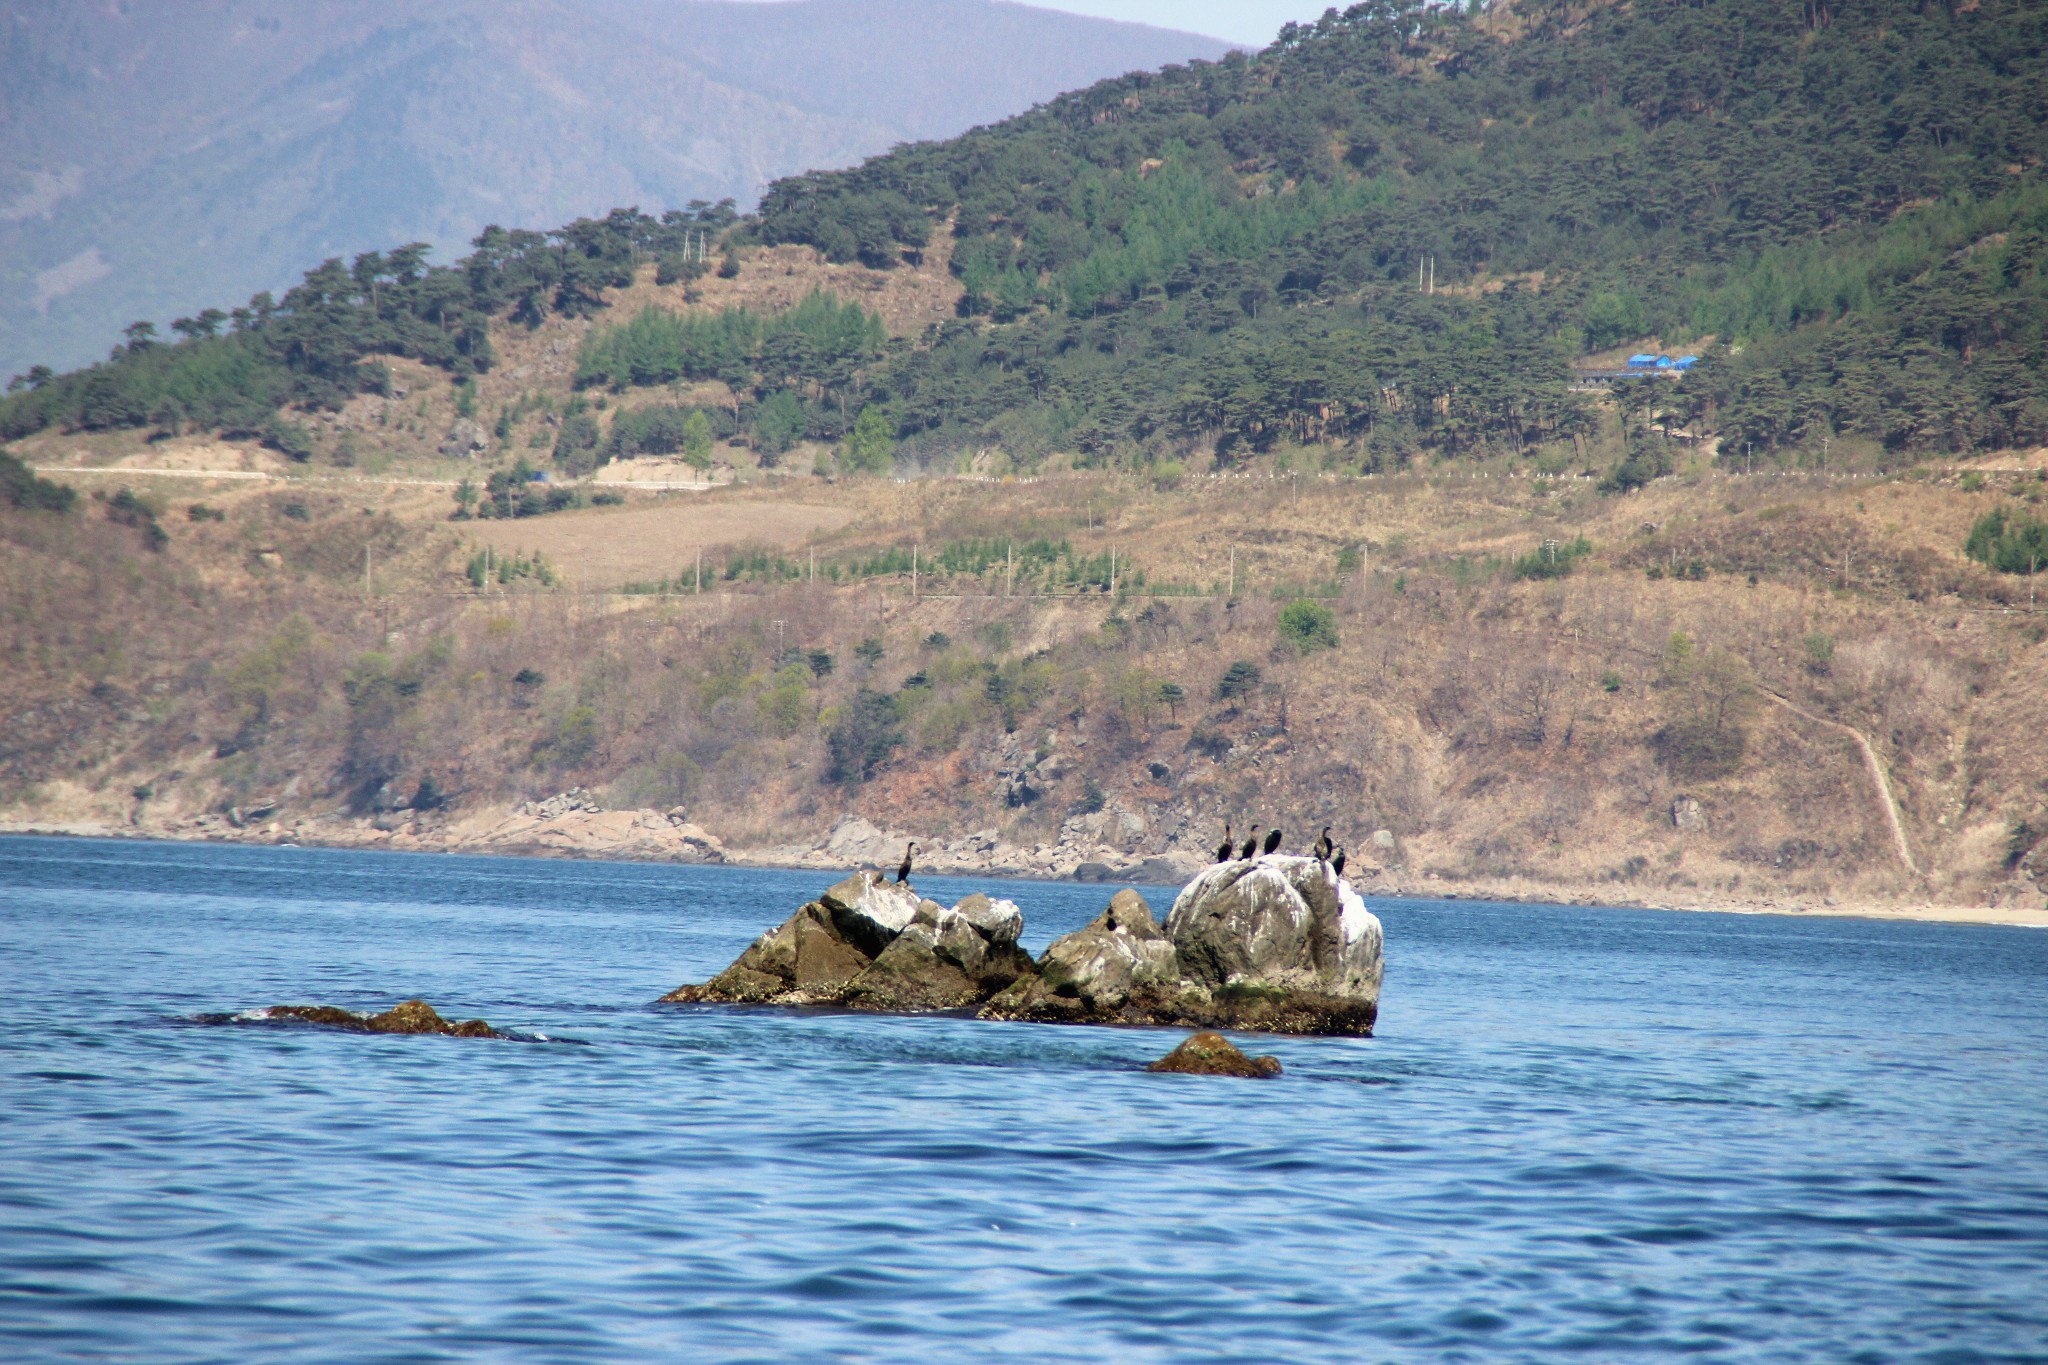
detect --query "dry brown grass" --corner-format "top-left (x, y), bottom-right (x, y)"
top-left (6, 353), bottom-right (2047, 912)
top-left (461, 493), bottom-right (856, 587)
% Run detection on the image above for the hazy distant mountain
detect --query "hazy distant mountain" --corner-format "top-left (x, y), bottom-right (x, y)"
top-left (0, 0), bottom-right (1228, 379)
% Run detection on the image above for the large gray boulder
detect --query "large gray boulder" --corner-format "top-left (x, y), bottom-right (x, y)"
top-left (1161, 855), bottom-right (1382, 1034)
top-left (662, 873), bottom-right (1029, 1011)
top-left (979, 890), bottom-right (1181, 1024)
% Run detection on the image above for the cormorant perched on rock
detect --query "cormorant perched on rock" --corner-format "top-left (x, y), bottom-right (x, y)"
top-left (1262, 827), bottom-right (1283, 856)
top-left (1239, 827), bottom-right (1262, 860)
top-left (1331, 847), bottom-right (1347, 877)
top-left (895, 843), bottom-right (917, 885)
top-left (1313, 826), bottom-right (1333, 861)
top-left (1214, 824), bottom-right (1234, 863)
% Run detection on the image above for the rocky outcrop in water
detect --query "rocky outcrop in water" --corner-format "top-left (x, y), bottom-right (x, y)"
top-left (661, 873), bottom-right (1033, 1011)
top-left (665, 856), bottom-right (1383, 1036)
top-left (264, 999), bottom-right (505, 1038)
top-left (1160, 855), bottom-right (1384, 1035)
top-left (977, 890), bottom-right (1183, 1025)
top-left (982, 856), bottom-right (1381, 1035)
top-left (1146, 1031), bottom-right (1283, 1078)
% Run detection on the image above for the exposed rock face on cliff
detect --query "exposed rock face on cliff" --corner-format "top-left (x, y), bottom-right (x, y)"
top-left (661, 873), bottom-right (1032, 1011)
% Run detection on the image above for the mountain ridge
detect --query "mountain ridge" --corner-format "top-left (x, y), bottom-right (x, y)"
top-left (0, 0), bottom-right (1230, 379)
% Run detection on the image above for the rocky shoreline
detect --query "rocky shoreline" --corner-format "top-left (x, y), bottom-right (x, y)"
top-left (4, 806), bottom-right (2045, 928)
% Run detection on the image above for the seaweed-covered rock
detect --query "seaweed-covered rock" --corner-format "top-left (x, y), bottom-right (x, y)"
top-left (268, 999), bottom-right (504, 1038)
top-left (1146, 1031), bottom-right (1283, 1078)
top-left (662, 872), bottom-right (1031, 1011)
top-left (979, 890), bottom-right (1182, 1024)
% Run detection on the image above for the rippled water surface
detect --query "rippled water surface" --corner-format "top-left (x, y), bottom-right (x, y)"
top-left (3, 837), bottom-right (2046, 1363)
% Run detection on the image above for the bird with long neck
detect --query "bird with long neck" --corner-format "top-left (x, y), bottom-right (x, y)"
top-left (1313, 826), bottom-right (1333, 861)
top-left (1214, 823), bottom-right (1234, 863)
top-left (1239, 826), bottom-right (1262, 860)
top-left (1331, 847), bottom-right (1347, 877)
top-left (895, 842), bottom-right (916, 885)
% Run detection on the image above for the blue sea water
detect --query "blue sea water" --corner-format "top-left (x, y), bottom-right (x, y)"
top-left (0, 837), bottom-right (2044, 1364)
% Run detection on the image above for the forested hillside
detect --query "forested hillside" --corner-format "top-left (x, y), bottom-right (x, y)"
top-left (6, 0), bottom-right (2042, 480)
top-left (741, 0), bottom-right (2048, 468)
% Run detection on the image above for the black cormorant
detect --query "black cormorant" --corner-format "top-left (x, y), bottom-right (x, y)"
top-left (1239, 827), bottom-right (1262, 860)
top-left (1214, 824), bottom-right (1234, 863)
top-left (1313, 826), bottom-right (1333, 861)
top-left (1262, 827), bottom-right (1283, 856)
top-left (1331, 847), bottom-right (1347, 877)
top-left (896, 843), bottom-right (916, 884)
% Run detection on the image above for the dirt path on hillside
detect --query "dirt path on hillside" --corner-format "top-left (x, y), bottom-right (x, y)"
top-left (1761, 690), bottom-right (1919, 877)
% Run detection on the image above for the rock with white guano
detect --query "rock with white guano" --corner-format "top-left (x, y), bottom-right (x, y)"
top-left (1160, 854), bottom-right (1382, 1035)
top-left (979, 889), bottom-right (1181, 1024)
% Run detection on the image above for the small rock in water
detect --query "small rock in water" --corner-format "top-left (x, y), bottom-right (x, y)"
top-left (1146, 1031), bottom-right (1282, 1079)
top-left (268, 999), bottom-right (504, 1038)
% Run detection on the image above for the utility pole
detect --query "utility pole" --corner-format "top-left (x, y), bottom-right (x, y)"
top-left (772, 619), bottom-right (786, 660)
top-left (1006, 542), bottom-right (1015, 598)
top-left (1109, 545), bottom-right (1118, 597)
top-left (810, 547), bottom-right (816, 584)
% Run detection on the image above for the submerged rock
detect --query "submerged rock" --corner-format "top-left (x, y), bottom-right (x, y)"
top-left (266, 999), bottom-right (504, 1038)
top-left (1146, 1031), bottom-right (1283, 1078)
top-left (662, 872), bottom-right (1030, 1011)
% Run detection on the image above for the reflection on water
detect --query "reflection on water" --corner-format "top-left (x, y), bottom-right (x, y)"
top-left (1, 837), bottom-right (2044, 1363)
